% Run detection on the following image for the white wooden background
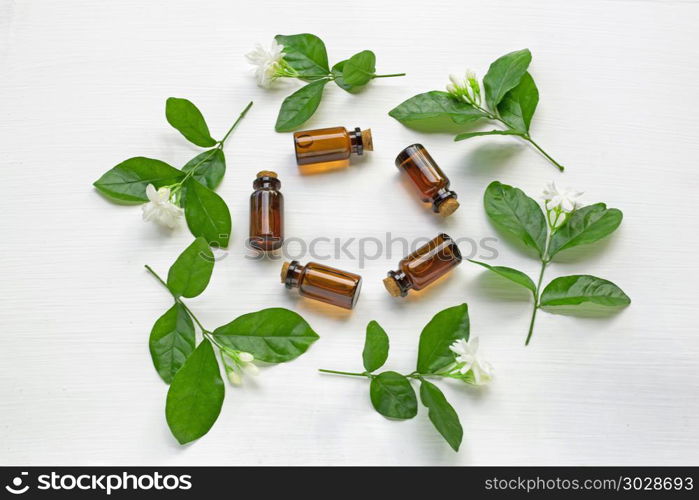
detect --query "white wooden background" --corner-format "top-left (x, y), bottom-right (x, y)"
top-left (1, 0), bottom-right (698, 466)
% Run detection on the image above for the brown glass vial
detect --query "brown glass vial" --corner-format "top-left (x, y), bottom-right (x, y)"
top-left (281, 260), bottom-right (362, 310)
top-left (248, 171), bottom-right (283, 252)
top-left (383, 233), bottom-right (462, 297)
top-left (395, 144), bottom-right (459, 216)
top-left (293, 126), bottom-right (373, 173)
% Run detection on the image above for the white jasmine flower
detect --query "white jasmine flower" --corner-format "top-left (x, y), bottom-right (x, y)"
top-left (542, 182), bottom-right (584, 213)
top-left (242, 363), bottom-right (259, 376)
top-left (449, 337), bottom-right (494, 385)
top-left (245, 40), bottom-right (285, 88)
top-left (238, 352), bottom-right (254, 363)
top-left (141, 184), bottom-right (183, 229)
top-left (227, 370), bottom-right (242, 386)
top-left (466, 69), bottom-right (477, 81)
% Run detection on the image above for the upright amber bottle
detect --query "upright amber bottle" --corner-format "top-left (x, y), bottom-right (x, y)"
top-left (248, 171), bottom-right (283, 252)
top-left (281, 260), bottom-right (362, 310)
top-left (293, 126), bottom-right (373, 173)
top-left (395, 144), bottom-right (459, 216)
top-left (383, 233), bottom-right (462, 297)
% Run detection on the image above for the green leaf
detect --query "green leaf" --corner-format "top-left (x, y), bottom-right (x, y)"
top-left (165, 339), bottom-right (224, 444)
top-left (369, 371), bottom-right (417, 420)
top-left (416, 304), bottom-right (469, 374)
top-left (166, 237), bottom-right (214, 298)
top-left (341, 50), bottom-right (376, 87)
top-left (182, 149), bottom-right (226, 190)
top-left (362, 320), bottom-right (389, 373)
top-left (468, 259), bottom-right (536, 293)
top-left (93, 157), bottom-right (183, 204)
top-left (454, 129), bottom-right (522, 141)
top-left (165, 97), bottom-right (217, 147)
top-left (484, 181), bottom-right (548, 257)
top-left (497, 72), bottom-right (539, 133)
top-left (149, 303), bottom-right (196, 384)
top-left (212, 308), bottom-right (319, 363)
top-left (420, 379), bottom-right (463, 452)
top-left (331, 60), bottom-right (357, 93)
top-left (548, 204), bottom-right (623, 258)
top-left (275, 80), bottom-right (327, 132)
top-left (389, 91), bottom-right (487, 126)
top-left (483, 48), bottom-right (532, 110)
top-left (275, 33), bottom-right (329, 80)
top-left (182, 177), bottom-right (231, 248)
top-left (540, 275), bottom-right (631, 307)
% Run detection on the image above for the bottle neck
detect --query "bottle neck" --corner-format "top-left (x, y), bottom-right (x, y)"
top-left (348, 127), bottom-right (364, 156)
top-left (283, 260), bottom-right (304, 289)
top-left (387, 270), bottom-right (412, 297)
top-left (432, 189), bottom-right (457, 212)
top-left (253, 176), bottom-right (281, 190)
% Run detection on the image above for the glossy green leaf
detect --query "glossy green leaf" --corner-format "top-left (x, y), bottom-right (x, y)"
top-left (165, 339), bottom-right (224, 444)
top-left (416, 304), bottom-right (470, 374)
top-left (149, 303), bottom-right (196, 384)
top-left (331, 60), bottom-right (356, 93)
top-left (212, 308), bottom-right (319, 363)
top-left (370, 371), bottom-right (417, 420)
top-left (275, 80), bottom-right (327, 132)
top-left (468, 259), bottom-right (536, 294)
top-left (420, 379), bottom-right (463, 452)
top-left (483, 48), bottom-right (532, 110)
top-left (362, 320), bottom-right (389, 373)
top-left (389, 91), bottom-right (487, 126)
top-left (497, 72), bottom-right (539, 133)
top-left (341, 50), bottom-right (376, 87)
top-left (93, 157), bottom-right (183, 204)
top-left (165, 97), bottom-right (217, 147)
top-left (540, 275), bottom-right (631, 307)
top-left (484, 181), bottom-right (548, 257)
top-left (166, 237), bottom-right (214, 298)
top-left (182, 177), bottom-right (231, 248)
top-left (182, 149), bottom-right (225, 190)
top-left (454, 129), bottom-right (522, 141)
top-left (275, 33), bottom-right (329, 79)
top-left (548, 204), bottom-right (623, 258)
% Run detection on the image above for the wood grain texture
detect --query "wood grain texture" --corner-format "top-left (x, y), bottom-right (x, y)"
top-left (1, 0), bottom-right (698, 465)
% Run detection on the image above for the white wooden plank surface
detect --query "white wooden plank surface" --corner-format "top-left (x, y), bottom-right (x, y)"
top-left (1, 0), bottom-right (698, 465)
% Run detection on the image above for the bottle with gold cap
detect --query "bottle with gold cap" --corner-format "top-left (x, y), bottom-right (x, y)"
top-left (395, 144), bottom-right (459, 216)
top-left (383, 233), bottom-right (462, 297)
top-left (293, 126), bottom-right (373, 173)
top-left (248, 171), bottom-right (283, 252)
top-left (281, 260), bottom-right (362, 310)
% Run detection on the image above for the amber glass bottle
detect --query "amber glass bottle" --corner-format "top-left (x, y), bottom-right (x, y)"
top-left (281, 260), bottom-right (362, 310)
top-left (395, 144), bottom-right (459, 216)
top-left (383, 233), bottom-right (462, 297)
top-left (293, 126), bottom-right (373, 173)
top-left (248, 171), bottom-right (283, 252)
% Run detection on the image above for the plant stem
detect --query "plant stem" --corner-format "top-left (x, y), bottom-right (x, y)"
top-left (373, 73), bottom-right (406, 78)
top-left (144, 265), bottom-right (210, 334)
top-left (522, 135), bottom-right (565, 172)
top-left (318, 369), bottom-right (369, 378)
top-left (219, 101), bottom-right (254, 145)
top-left (526, 259), bottom-right (548, 345)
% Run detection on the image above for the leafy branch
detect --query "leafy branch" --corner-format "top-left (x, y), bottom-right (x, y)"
top-left (389, 49), bottom-right (565, 172)
top-left (93, 99), bottom-right (253, 247)
top-left (320, 305), bottom-right (492, 452)
top-left (470, 181), bottom-right (630, 345)
top-left (145, 237), bottom-right (319, 444)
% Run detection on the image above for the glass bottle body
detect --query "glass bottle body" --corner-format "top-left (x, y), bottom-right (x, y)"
top-left (249, 171), bottom-right (283, 252)
top-left (384, 233), bottom-right (462, 297)
top-left (395, 144), bottom-right (459, 216)
top-left (282, 260), bottom-right (362, 310)
top-left (293, 126), bottom-right (372, 173)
